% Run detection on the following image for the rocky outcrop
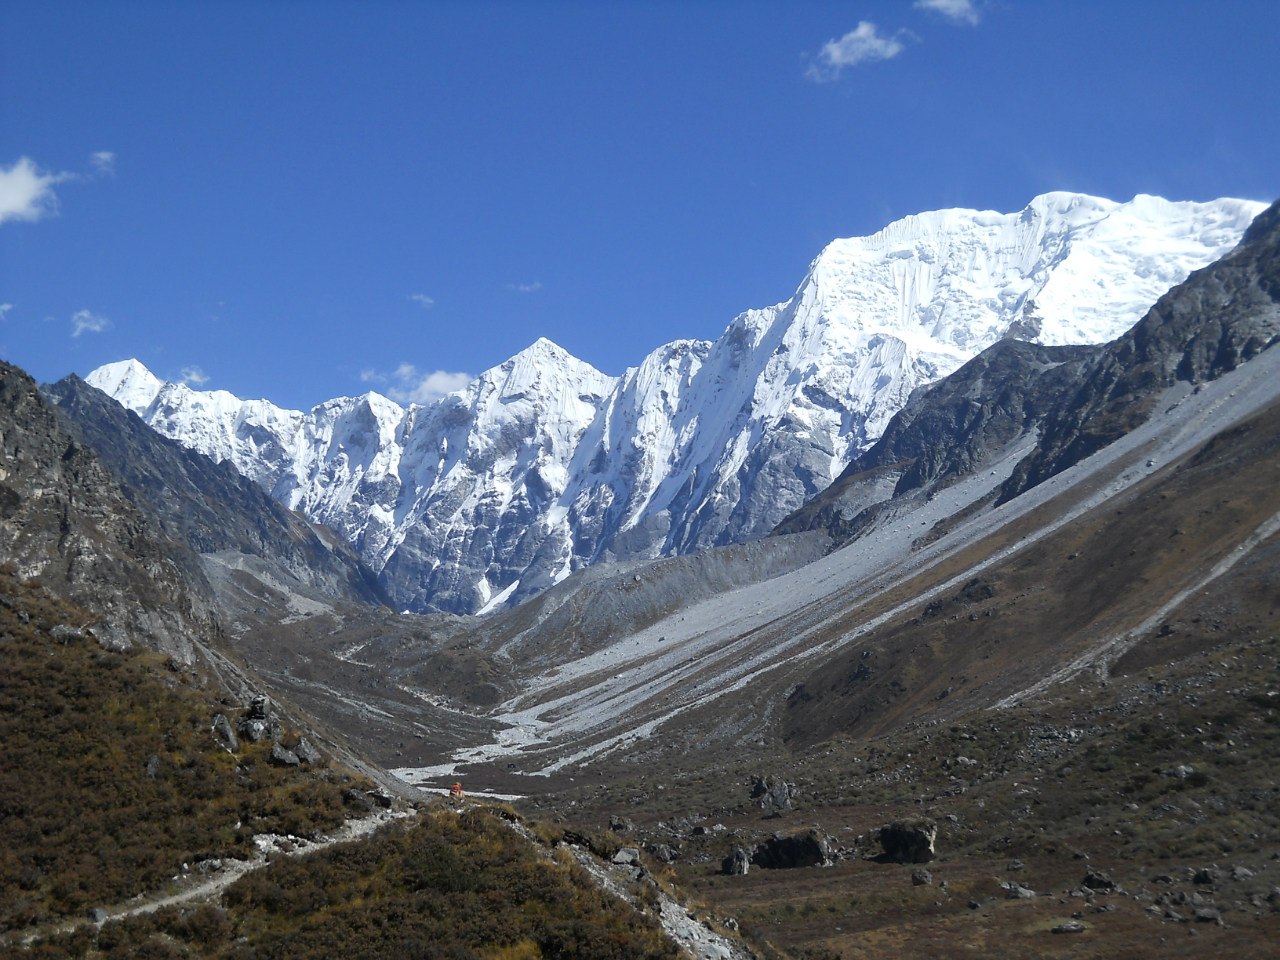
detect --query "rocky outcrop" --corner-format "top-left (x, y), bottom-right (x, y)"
top-left (750, 775), bottom-right (795, 814)
top-left (238, 696), bottom-right (283, 744)
top-left (0, 361), bottom-right (219, 662)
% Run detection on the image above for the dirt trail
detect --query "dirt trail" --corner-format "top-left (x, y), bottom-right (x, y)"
top-left (6, 808), bottom-right (411, 948)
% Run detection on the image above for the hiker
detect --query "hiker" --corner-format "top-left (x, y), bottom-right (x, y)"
top-left (450, 782), bottom-right (464, 804)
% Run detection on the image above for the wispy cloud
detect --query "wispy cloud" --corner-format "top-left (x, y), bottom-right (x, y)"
top-left (71, 308), bottom-right (111, 338)
top-left (806, 22), bottom-right (911, 82)
top-left (90, 151), bottom-right (117, 175)
top-left (408, 293), bottom-right (435, 309)
top-left (360, 363), bottom-right (473, 405)
top-left (179, 366), bottom-right (209, 386)
top-left (507, 281), bottom-right (542, 294)
top-left (0, 304), bottom-right (12, 322)
top-left (915, 0), bottom-right (981, 26)
top-left (0, 158), bottom-right (68, 225)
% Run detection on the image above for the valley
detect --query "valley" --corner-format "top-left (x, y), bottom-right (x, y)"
top-left (2, 195), bottom-right (1278, 959)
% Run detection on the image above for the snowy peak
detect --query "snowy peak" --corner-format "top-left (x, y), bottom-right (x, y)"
top-left (84, 359), bottom-right (163, 414)
top-left (82, 193), bottom-right (1268, 615)
top-left (801, 192), bottom-right (1264, 351)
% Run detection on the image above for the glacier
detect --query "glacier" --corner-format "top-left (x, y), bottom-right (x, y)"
top-left (86, 192), bottom-right (1266, 614)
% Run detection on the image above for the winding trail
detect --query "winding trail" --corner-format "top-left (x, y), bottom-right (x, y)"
top-left (5, 808), bottom-right (411, 948)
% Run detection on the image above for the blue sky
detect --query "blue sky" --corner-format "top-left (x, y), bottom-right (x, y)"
top-left (2, 0), bottom-right (1277, 410)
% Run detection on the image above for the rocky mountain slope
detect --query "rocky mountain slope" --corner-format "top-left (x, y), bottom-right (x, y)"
top-left (779, 199), bottom-right (1280, 545)
top-left (87, 193), bottom-right (1264, 615)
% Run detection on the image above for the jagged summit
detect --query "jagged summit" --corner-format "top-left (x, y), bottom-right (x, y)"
top-left (84, 358), bottom-right (163, 413)
top-left (85, 192), bottom-right (1266, 614)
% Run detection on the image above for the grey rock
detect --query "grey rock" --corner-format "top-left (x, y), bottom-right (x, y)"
top-left (911, 867), bottom-right (934, 886)
top-left (1194, 907), bottom-right (1223, 925)
top-left (648, 843), bottom-right (678, 863)
top-left (50, 624), bottom-right (84, 642)
top-left (612, 847), bottom-right (641, 866)
top-left (609, 815), bottom-right (636, 834)
top-left (1193, 867), bottom-right (1220, 886)
top-left (144, 754), bottom-right (161, 780)
top-left (1051, 921), bottom-right (1087, 934)
top-left (1001, 880), bottom-right (1037, 899)
top-left (343, 788), bottom-right (375, 812)
top-left (750, 775), bottom-right (794, 813)
top-left (88, 908), bottom-right (108, 924)
top-left (269, 743), bottom-right (300, 766)
top-left (293, 737), bottom-right (322, 764)
top-left (1082, 869), bottom-right (1116, 891)
top-left (722, 846), bottom-right (753, 876)
top-left (211, 713), bottom-right (239, 752)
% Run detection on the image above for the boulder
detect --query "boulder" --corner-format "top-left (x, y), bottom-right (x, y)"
top-left (878, 819), bottom-right (937, 864)
top-left (1082, 868), bottom-right (1116, 891)
top-left (911, 868), bottom-right (934, 886)
top-left (144, 754), bottom-right (161, 780)
top-left (211, 714), bottom-right (239, 752)
top-left (751, 829), bottom-right (834, 869)
top-left (343, 788), bottom-right (375, 813)
top-left (1051, 921), bottom-right (1087, 934)
top-left (750, 775), bottom-right (794, 813)
top-left (612, 847), bottom-right (641, 866)
top-left (269, 743), bottom-right (300, 766)
top-left (238, 695), bottom-right (282, 743)
top-left (648, 843), bottom-right (678, 863)
top-left (722, 846), bottom-right (753, 876)
top-left (1001, 880), bottom-right (1037, 899)
top-left (609, 815), bottom-right (636, 834)
top-left (293, 737), bottom-right (323, 764)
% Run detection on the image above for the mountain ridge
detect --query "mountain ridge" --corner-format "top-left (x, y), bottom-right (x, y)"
top-left (87, 192), bottom-right (1265, 614)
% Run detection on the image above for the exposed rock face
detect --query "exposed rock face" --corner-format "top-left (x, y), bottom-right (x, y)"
top-left (0, 361), bottom-right (219, 662)
top-left (86, 195), bottom-right (1263, 614)
top-left (45, 375), bottom-right (387, 609)
top-left (879, 820), bottom-right (938, 864)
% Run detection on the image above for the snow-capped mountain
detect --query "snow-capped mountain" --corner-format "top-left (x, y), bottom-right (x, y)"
top-left (87, 192), bottom-right (1265, 614)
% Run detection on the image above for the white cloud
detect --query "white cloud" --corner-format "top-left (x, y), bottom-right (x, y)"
top-left (0, 157), bottom-right (66, 225)
top-left (90, 151), bottom-right (117, 175)
top-left (179, 366), bottom-right (209, 386)
top-left (915, 0), bottom-right (981, 26)
top-left (0, 304), bottom-right (12, 321)
top-left (1, 152), bottom-right (116, 225)
top-left (409, 293), bottom-right (435, 309)
top-left (71, 309), bottom-right (111, 338)
top-left (507, 281), bottom-right (542, 293)
top-left (361, 363), bottom-right (473, 405)
top-left (806, 22), bottom-right (910, 82)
